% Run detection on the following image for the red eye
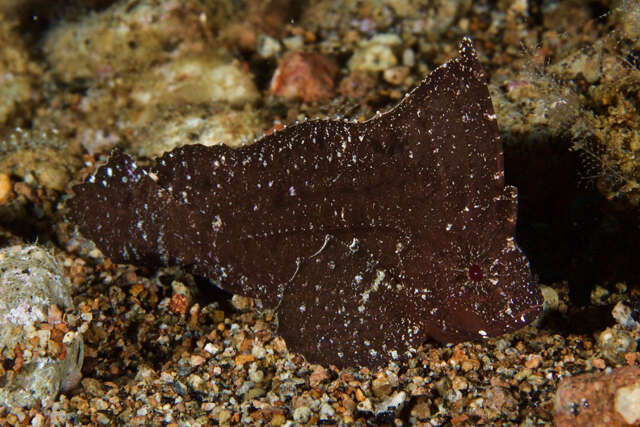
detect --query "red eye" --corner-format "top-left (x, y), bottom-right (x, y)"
top-left (468, 264), bottom-right (483, 282)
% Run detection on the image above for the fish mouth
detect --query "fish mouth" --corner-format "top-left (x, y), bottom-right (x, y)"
top-left (509, 302), bottom-right (543, 330)
top-left (471, 302), bottom-right (542, 340)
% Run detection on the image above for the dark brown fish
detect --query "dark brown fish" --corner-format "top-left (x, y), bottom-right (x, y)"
top-left (68, 38), bottom-right (542, 368)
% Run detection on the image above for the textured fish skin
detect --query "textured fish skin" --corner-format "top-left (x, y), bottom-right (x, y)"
top-left (68, 38), bottom-right (542, 368)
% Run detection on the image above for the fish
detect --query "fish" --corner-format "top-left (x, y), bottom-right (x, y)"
top-left (68, 38), bottom-right (542, 368)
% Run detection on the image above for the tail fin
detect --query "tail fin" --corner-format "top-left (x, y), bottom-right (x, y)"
top-left (67, 149), bottom-right (210, 268)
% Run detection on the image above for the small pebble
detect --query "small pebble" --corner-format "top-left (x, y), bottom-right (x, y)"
top-left (383, 66), bottom-right (410, 85)
top-left (612, 300), bottom-right (640, 333)
top-left (0, 174), bottom-right (12, 205)
top-left (190, 355), bottom-right (206, 367)
top-left (319, 402), bottom-right (335, 420)
top-left (375, 391), bottom-right (407, 416)
top-left (251, 343), bottom-right (266, 359)
top-left (349, 44), bottom-right (397, 72)
top-left (309, 365), bottom-right (329, 387)
top-left (249, 368), bottom-right (264, 383)
top-left (411, 400), bottom-right (431, 420)
top-left (292, 405), bottom-right (312, 423)
top-left (282, 35), bottom-right (304, 50)
top-left (204, 343), bottom-right (220, 355)
top-left (372, 374), bottom-right (393, 397)
top-left (218, 409), bottom-right (232, 423)
top-left (540, 285), bottom-right (560, 313)
top-left (402, 48), bottom-right (415, 67)
top-left (270, 52), bottom-right (338, 102)
top-left (235, 354), bottom-right (255, 366)
top-left (591, 285), bottom-right (610, 305)
top-left (257, 34), bottom-right (282, 58)
top-left (271, 413), bottom-right (286, 426)
top-left (615, 381), bottom-right (640, 424)
top-left (597, 327), bottom-right (637, 364)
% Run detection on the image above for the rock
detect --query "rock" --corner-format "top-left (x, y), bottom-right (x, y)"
top-left (338, 70), bottom-right (376, 101)
top-left (614, 0), bottom-right (640, 48)
top-left (269, 52), bottom-right (338, 103)
top-left (270, 413), bottom-right (285, 426)
top-left (0, 128), bottom-right (83, 192)
top-left (491, 60), bottom-right (582, 144)
top-left (375, 391), bottom-right (407, 417)
top-left (319, 402), bottom-right (335, 421)
top-left (481, 386), bottom-right (518, 420)
top-left (615, 380), bottom-right (640, 424)
top-left (292, 405), bottom-right (312, 423)
top-left (348, 34), bottom-right (401, 73)
top-left (309, 364), bottom-right (329, 387)
top-left (0, 174), bottom-right (12, 205)
top-left (372, 372), bottom-right (394, 397)
top-left (419, 0), bottom-right (463, 37)
top-left (248, 366), bottom-right (264, 383)
top-left (383, 66), bottom-right (410, 86)
top-left (553, 366), bottom-right (640, 427)
top-left (356, 397), bottom-right (373, 415)
top-left (231, 295), bottom-right (253, 311)
top-left (42, 0), bottom-right (230, 82)
top-left (0, 14), bottom-right (42, 126)
top-left (0, 245), bottom-right (84, 408)
top-left (282, 35), bottom-right (304, 51)
top-left (410, 398), bottom-right (431, 420)
top-left (550, 49), bottom-right (603, 84)
top-left (130, 105), bottom-right (265, 159)
top-left (402, 48), bottom-right (415, 67)
top-left (540, 285), bottom-right (560, 313)
top-left (217, 409), bottom-right (232, 424)
top-left (257, 34), bottom-right (282, 59)
top-left (40, 0), bottom-right (256, 160)
top-left (591, 285), bottom-right (610, 305)
top-left (130, 54), bottom-right (259, 108)
top-left (612, 300), bottom-right (640, 333)
top-left (221, 22), bottom-right (258, 53)
top-left (597, 326), bottom-right (638, 365)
